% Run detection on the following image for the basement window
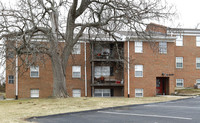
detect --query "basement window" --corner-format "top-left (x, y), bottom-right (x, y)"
top-left (176, 79), bottom-right (184, 87)
top-left (94, 89), bottom-right (110, 97)
top-left (30, 89), bottom-right (39, 98)
top-left (8, 75), bottom-right (14, 84)
top-left (72, 89), bottom-right (81, 97)
top-left (135, 89), bottom-right (143, 97)
top-left (30, 66), bottom-right (39, 78)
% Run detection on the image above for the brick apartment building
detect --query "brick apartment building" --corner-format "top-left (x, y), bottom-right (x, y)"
top-left (5, 23), bottom-right (200, 98)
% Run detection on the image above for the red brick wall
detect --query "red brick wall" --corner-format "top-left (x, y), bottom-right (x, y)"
top-left (6, 42), bottom-right (92, 98)
top-left (124, 41), bottom-right (175, 97)
top-left (174, 35), bottom-right (200, 88)
top-left (7, 35), bottom-right (200, 98)
top-left (146, 23), bottom-right (167, 34)
top-left (6, 60), bottom-right (17, 98)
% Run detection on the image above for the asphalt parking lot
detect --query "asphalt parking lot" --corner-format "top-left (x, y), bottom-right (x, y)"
top-left (30, 96), bottom-right (200, 123)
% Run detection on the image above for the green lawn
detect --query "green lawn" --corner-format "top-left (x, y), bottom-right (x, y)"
top-left (0, 96), bottom-right (188, 123)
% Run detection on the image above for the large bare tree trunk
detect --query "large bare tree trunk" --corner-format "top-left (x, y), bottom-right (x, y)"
top-left (51, 54), bottom-right (68, 98)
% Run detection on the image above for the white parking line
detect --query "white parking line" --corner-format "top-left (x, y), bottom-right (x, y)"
top-left (98, 111), bottom-right (192, 120)
top-left (145, 105), bottom-right (200, 109)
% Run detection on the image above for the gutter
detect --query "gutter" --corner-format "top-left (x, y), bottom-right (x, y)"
top-left (127, 40), bottom-right (130, 98)
top-left (84, 41), bottom-right (87, 97)
top-left (15, 41), bottom-right (18, 100)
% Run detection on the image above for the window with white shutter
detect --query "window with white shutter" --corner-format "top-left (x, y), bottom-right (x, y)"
top-left (135, 42), bottom-right (143, 53)
top-left (176, 57), bottom-right (183, 68)
top-left (196, 36), bottom-right (200, 47)
top-left (196, 58), bottom-right (200, 69)
top-left (159, 42), bottom-right (167, 54)
top-left (176, 36), bottom-right (183, 46)
top-left (30, 66), bottom-right (39, 78)
top-left (72, 66), bottom-right (81, 78)
top-left (176, 79), bottom-right (184, 87)
top-left (135, 65), bottom-right (143, 77)
top-left (8, 75), bottom-right (14, 84)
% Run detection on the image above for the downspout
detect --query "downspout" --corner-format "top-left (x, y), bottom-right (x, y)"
top-left (127, 40), bottom-right (130, 98)
top-left (15, 41), bottom-right (18, 100)
top-left (84, 41), bottom-right (87, 97)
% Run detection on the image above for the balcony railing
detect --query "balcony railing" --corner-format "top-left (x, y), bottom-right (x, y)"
top-left (91, 77), bottom-right (124, 86)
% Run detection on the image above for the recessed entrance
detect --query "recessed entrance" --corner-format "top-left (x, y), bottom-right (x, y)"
top-left (156, 77), bottom-right (169, 95)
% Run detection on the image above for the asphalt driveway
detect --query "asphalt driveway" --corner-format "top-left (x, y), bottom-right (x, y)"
top-left (29, 96), bottom-right (200, 123)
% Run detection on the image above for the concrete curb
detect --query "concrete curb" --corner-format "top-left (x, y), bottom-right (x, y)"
top-left (27, 96), bottom-right (194, 122)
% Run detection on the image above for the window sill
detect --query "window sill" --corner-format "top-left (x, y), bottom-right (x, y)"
top-left (72, 77), bottom-right (81, 79)
top-left (135, 52), bottom-right (143, 54)
top-left (30, 77), bottom-right (40, 79)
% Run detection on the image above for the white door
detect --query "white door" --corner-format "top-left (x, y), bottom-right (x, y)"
top-left (72, 89), bottom-right (81, 97)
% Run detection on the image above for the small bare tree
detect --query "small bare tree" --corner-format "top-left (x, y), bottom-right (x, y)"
top-left (0, 0), bottom-right (174, 98)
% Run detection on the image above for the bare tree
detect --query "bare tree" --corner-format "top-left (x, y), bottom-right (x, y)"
top-left (0, 0), bottom-right (174, 98)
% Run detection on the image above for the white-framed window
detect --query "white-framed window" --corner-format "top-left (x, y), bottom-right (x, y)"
top-left (94, 89), bottom-right (111, 97)
top-left (30, 89), bottom-right (39, 98)
top-left (94, 66), bottom-right (110, 78)
top-left (196, 79), bottom-right (200, 85)
top-left (72, 66), bottom-right (81, 78)
top-left (30, 66), bottom-right (39, 78)
top-left (135, 65), bottom-right (143, 77)
top-left (176, 57), bottom-right (183, 68)
top-left (196, 58), bottom-right (200, 69)
top-left (196, 36), bottom-right (200, 47)
top-left (135, 89), bottom-right (143, 97)
top-left (72, 89), bottom-right (81, 97)
top-left (159, 42), bottom-right (167, 54)
top-left (135, 42), bottom-right (143, 53)
top-left (176, 79), bottom-right (184, 87)
top-left (8, 75), bottom-right (14, 84)
top-left (72, 43), bottom-right (81, 54)
top-left (176, 35), bottom-right (183, 46)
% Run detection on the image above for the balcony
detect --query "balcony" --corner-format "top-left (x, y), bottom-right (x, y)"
top-left (91, 42), bottom-right (124, 62)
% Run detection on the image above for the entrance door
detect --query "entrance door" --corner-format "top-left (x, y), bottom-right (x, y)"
top-left (156, 78), bottom-right (163, 95)
top-left (156, 77), bottom-right (169, 95)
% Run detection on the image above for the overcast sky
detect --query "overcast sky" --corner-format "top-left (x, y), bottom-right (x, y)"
top-left (164, 0), bottom-right (200, 28)
top-left (1, 0), bottom-right (200, 28)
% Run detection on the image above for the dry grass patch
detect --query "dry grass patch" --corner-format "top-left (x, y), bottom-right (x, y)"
top-left (0, 96), bottom-right (188, 123)
top-left (176, 88), bottom-right (200, 95)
